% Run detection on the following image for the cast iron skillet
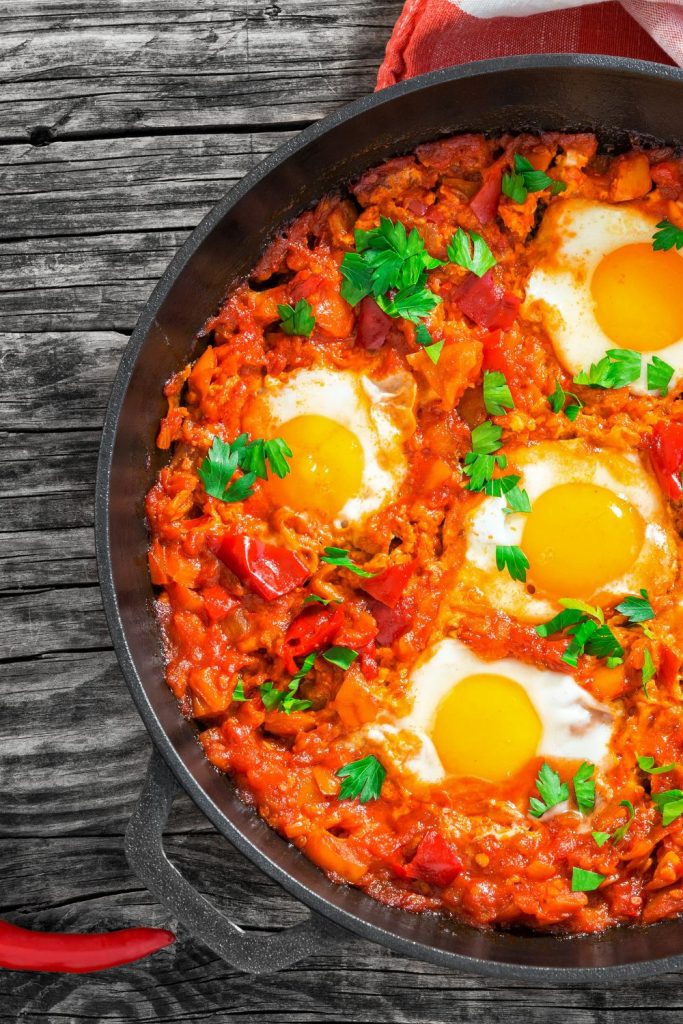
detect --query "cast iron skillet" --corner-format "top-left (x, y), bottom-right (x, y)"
top-left (96, 54), bottom-right (683, 979)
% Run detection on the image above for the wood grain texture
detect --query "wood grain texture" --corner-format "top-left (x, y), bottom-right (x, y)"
top-left (4, 0), bottom-right (683, 1020)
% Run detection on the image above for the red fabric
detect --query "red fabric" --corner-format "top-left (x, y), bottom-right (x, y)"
top-left (377, 0), bottom-right (676, 90)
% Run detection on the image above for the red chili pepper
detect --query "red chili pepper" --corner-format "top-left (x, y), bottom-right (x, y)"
top-left (0, 920), bottom-right (175, 974)
top-left (659, 644), bottom-right (681, 688)
top-left (282, 603), bottom-right (344, 673)
top-left (405, 830), bottom-right (463, 887)
top-left (202, 584), bottom-right (239, 623)
top-left (356, 296), bottom-right (392, 351)
top-left (647, 421), bottom-right (683, 500)
top-left (455, 270), bottom-right (520, 331)
top-left (213, 533), bottom-right (309, 601)
top-left (470, 165), bottom-right (503, 225)
top-left (360, 560), bottom-right (417, 609)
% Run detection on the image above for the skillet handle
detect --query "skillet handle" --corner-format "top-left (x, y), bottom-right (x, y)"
top-left (125, 749), bottom-right (342, 974)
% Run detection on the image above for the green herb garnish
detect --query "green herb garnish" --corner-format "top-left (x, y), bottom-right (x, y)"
top-left (414, 321), bottom-right (443, 365)
top-left (573, 349), bottom-right (641, 390)
top-left (653, 219), bottom-right (683, 252)
top-left (535, 600), bottom-right (623, 669)
top-left (483, 370), bottom-right (515, 416)
top-left (232, 677), bottom-right (248, 702)
top-left (503, 484), bottom-right (532, 515)
top-left (303, 594), bottom-right (342, 607)
top-left (447, 227), bottom-right (496, 278)
top-left (652, 788), bottom-right (683, 826)
top-left (637, 755), bottom-right (677, 775)
top-left (571, 867), bottom-right (605, 892)
top-left (592, 831), bottom-right (610, 848)
top-left (612, 799), bottom-right (635, 844)
top-left (463, 421), bottom-right (517, 494)
top-left (647, 355), bottom-right (675, 396)
top-left (321, 546), bottom-right (376, 578)
top-left (548, 379), bottom-right (583, 421)
top-left (322, 646), bottom-right (358, 670)
top-left (616, 589), bottom-right (654, 624)
top-left (642, 648), bottom-right (656, 700)
top-left (502, 153), bottom-right (566, 205)
top-left (573, 762), bottom-right (596, 814)
top-left (495, 544), bottom-right (529, 583)
top-left (336, 754), bottom-right (386, 803)
top-left (278, 299), bottom-right (315, 337)
top-left (529, 763), bottom-right (569, 818)
top-left (199, 433), bottom-right (293, 503)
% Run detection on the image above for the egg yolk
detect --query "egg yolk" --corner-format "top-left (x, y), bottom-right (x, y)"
top-left (432, 673), bottom-right (542, 782)
top-left (522, 482), bottom-right (644, 598)
top-left (267, 414), bottom-right (364, 516)
top-left (591, 242), bottom-right (683, 351)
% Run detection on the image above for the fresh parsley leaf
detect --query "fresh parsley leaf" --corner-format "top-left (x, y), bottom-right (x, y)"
top-left (529, 762), bottom-right (569, 818)
top-left (535, 601), bottom-right (622, 668)
top-left (340, 252), bottom-right (373, 306)
top-left (502, 153), bottom-right (565, 204)
top-left (281, 681), bottom-right (314, 714)
top-left (414, 322), bottom-right (443, 365)
top-left (290, 651), bottom-right (317, 686)
top-left (260, 652), bottom-right (316, 715)
top-left (483, 370), bottom-right (514, 416)
top-left (322, 645), bottom-right (358, 670)
top-left (495, 544), bottom-right (529, 582)
top-left (653, 219), bottom-right (683, 253)
top-left (278, 299), bottom-right (315, 337)
top-left (377, 281), bottom-right (441, 323)
top-left (336, 754), bottom-right (386, 803)
top-left (535, 608), bottom-right (584, 638)
top-left (559, 598), bottom-right (605, 622)
top-left (574, 349), bottom-right (641, 390)
top-left (612, 799), bottom-right (635, 844)
top-left (548, 379), bottom-right (583, 421)
top-left (592, 831), bottom-right (610, 848)
top-left (232, 677), bottom-right (248, 702)
top-left (483, 473), bottom-right (520, 497)
top-left (198, 436), bottom-right (257, 503)
top-left (584, 623), bottom-right (624, 663)
top-left (503, 485), bottom-right (532, 515)
top-left (238, 437), bottom-right (293, 480)
top-left (259, 680), bottom-right (284, 710)
top-left (616, 589), bottom-right (654, 624)
top-left (447, 227), bottom-right (496, 278)
top-left (647, 355), bottom-right (675, 396)
top-left (637, 755), bottom-right (677, 775)
top-left (571, 867), bottom-right (605, 892)
top-left (642, 647), bottom-right (656, 700)
top-left (303, 594), bottom-right (342, 606)
top-left (321, 546), bottom-right (376, 578)
top-left (652, 788), bottom-right (683, 826)
top-left (471, 421), bottom-right (503, 455)
top-left (573, 761), bottom-right (596, 814)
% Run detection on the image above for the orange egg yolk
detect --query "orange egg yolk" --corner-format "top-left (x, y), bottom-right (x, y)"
top-left (591, 242), bottom-right (683, 351)
top-left (431, 673), bottom-right (542, 782)
top-left (522, 482), bottom-right (644, 598)
top-left (267, 414), bottom-right (364, 516)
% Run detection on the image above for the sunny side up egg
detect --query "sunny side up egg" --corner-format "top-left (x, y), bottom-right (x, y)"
top-left (243, 366), bottom-right (416, 525)
top-left (525, 198), bottom-right (683, 395)
top-left (374, 639), bottom-right (613, 785)
top-left (459, 439), bottom-right (676, 622)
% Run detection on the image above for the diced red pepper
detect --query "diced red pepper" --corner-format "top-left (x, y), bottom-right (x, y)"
top-left (358, 640), bottom-right (379, 680)
top-left (290, 273), bottom-right (324, 301)
top-left (360, 560), bottom-right (417, 609)
top-left (367, 597), bottom-right (412, 646)
top-left (455, 270), bottom-right (520, 331)
top-left (659, 644), bottom-right (682, 688)
top-left (405, 830), bottom-right (463, 887)
top-left (282, 603), bottom-right (344, 673)
top-left (202, 584), bottom-right (239, 623)
top-left (356, 296), bottom-right (392, 351)
top-left (470, 165), bottom-right (503, 225)
top-left (481, 329), bottom-right (508, 373)
top-left (213, 534), bottom-right (309, 601)
top-left (647, 421), bottom-right (683, 500)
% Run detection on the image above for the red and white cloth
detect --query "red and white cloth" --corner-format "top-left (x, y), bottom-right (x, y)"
top-left (377, 0), bottom-right (683, 89)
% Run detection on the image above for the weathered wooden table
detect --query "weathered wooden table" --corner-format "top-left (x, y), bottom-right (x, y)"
top-left (2, 2), bottom-right (683, 1020)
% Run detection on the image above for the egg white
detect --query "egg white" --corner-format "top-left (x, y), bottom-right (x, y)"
top-left (374, 638), bottom-right (613, 784)
top-left (524, 198), bottom-right (683, 395)
top-left (459, 439), bottom-right (676, 622)
top-left (259, 366), bottom-right (415, 524)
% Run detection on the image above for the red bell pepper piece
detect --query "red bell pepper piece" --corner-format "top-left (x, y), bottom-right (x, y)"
top-left (455, 270), bottom-right (520, 331)
top-left (358, 640), bottom-right (379, 680)
top-left (659, 644), bottom-right (681, 688)
top-left (405, 830), bottom-right (463, 887)
top-left (360, 560), bottom-right (417, 609)
top-left (470, 165), bottom-right (503, 225)
top-left (356, 296), bottom-right (392, 351)
top-left (282, 603), bottom-right (344, 673)
top-left (367, 597), bottom-right (412, 646)
top-left (647, 421), bottom-right (683, 500)
top-left (202, 584), bottom-right (239, 623)
top-left (213, 534), bottom-right (309, 601)
top-left (0, 920), bottom-right (175, 974)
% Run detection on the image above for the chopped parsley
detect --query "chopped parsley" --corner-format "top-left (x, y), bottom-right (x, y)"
top-left (503, 484), bottom-right (532, 515)
top-left (234, 435), bottom-right (293, 480)
top-left (483, 370), bottom-right (515, 416)
top-left (278, 299), bottom-right (315, 337)
top-left (322, 645), bottom-right (358, 670)
top-left (652, 788), bottom-right (683, 826)
top-left (573, 762), bottom-right (596, 814)
top-left (616, 589), bottom-right (654, 624)
top-left (260, 652), bottom-right (316, 714)
top-left (336, 754), bottom-right (386, 803)
top-left (340, 217), bottom-right (442, 325)
top-left (642, 648), bottom-right (656, 700)
top-left (529, 763), bottom-right (569, 818)
top-left (573, 349), bottom-right (641, 390)
top-left (592, 831), bottom-right (610, 848)
top-left (447, 227), bottom-right (497, 278)
top-left (548, 379), bottom-right (583, 422)
top-left (612, 799), bottom-right (635, 844)
top-left (637, 754), bottom-right (677, 775)
top-left (463, 421), bottom-right (519, 496)
top-left (303, 594), bottom-right (342, 606)
top-left (535, 600), bottom-right (623, 668)
top-left (495, 544), bottom-right (529, 583)
top-left (232, 677), bottom-right (248, 702)
top-left (199, 433), bottom-right (293, 503)
top-left (502, 153), bottom-right (566, 204)
top-left (653, 219), bottom-right (683, 252)
top-left (647, 355), bottom-right (675, 396)
top-left (571, 867), bottom-right (605, 892)
top-left (321, 546), bottom-right (376, 578)
top-left (414, 321), bottom-right (443, 365)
